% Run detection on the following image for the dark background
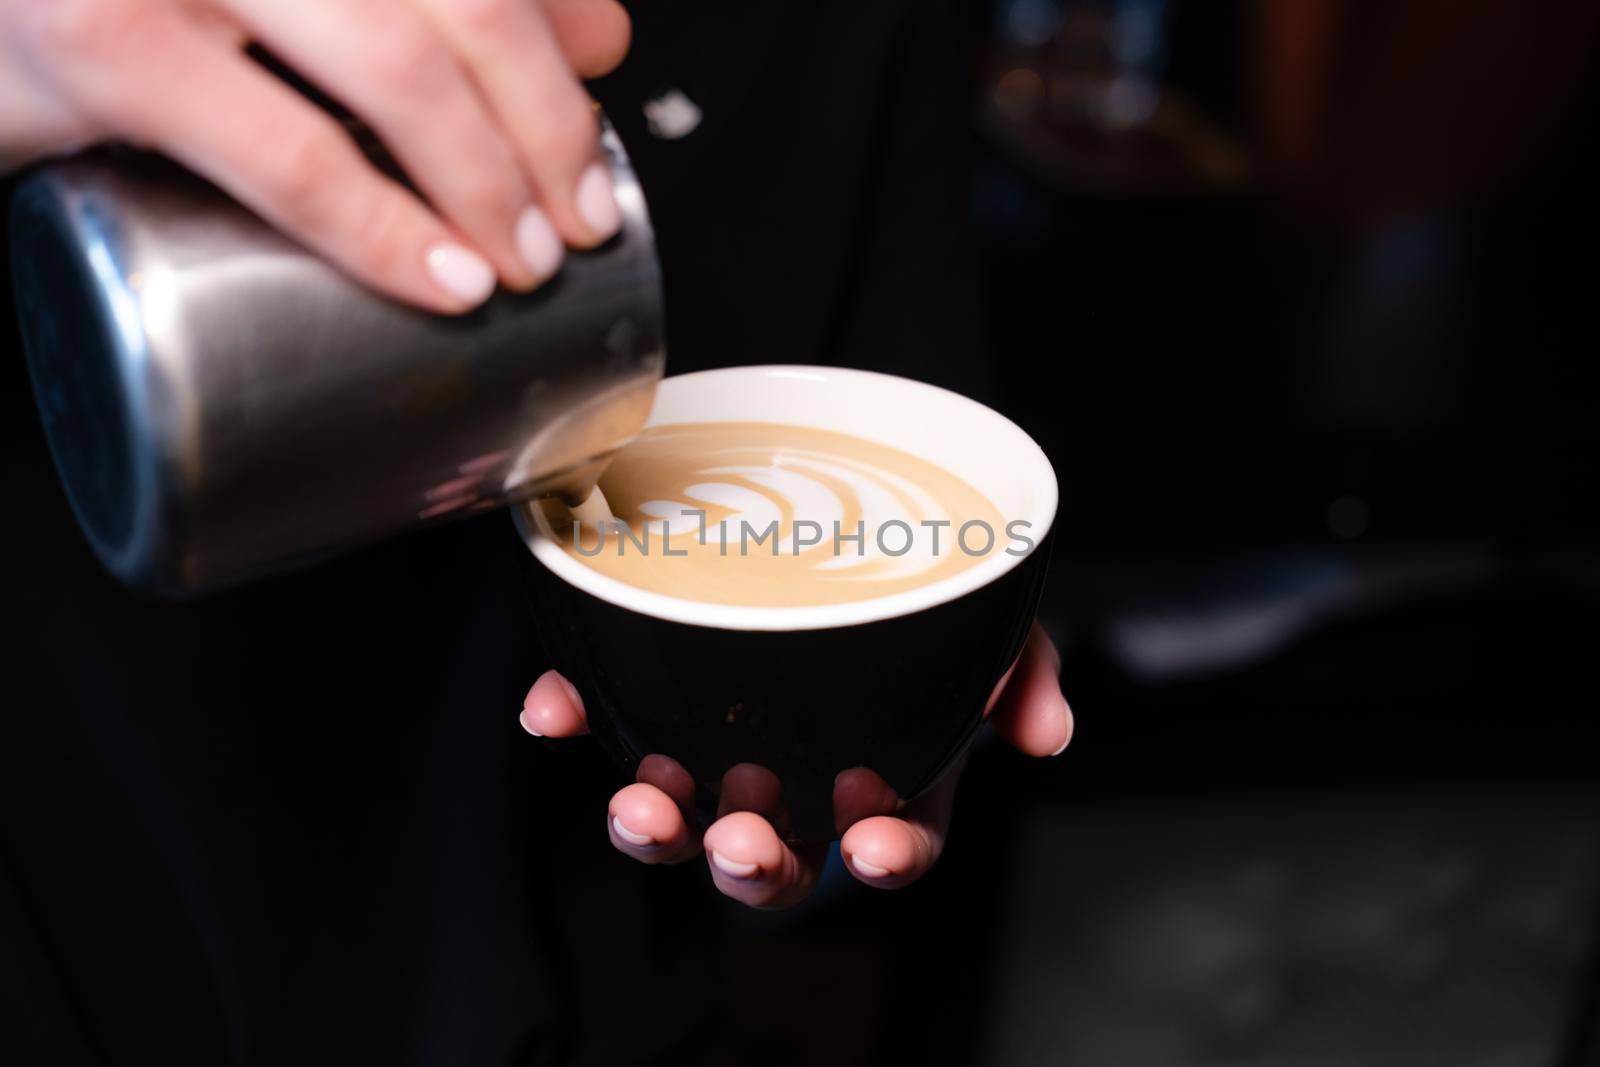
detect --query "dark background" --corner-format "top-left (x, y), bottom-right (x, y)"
top-left (4, 1), bottom-right (1600, 1064)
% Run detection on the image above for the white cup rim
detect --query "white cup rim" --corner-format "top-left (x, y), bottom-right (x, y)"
top-left (516, 364), bottom-right (1059, 632)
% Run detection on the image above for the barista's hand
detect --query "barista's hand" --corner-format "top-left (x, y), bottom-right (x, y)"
top-left (0, 0), bottom-right (631, 311)
top-left (520, 622), bottom-right (1074, 909)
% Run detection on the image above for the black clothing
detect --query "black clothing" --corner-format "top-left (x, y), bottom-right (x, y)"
top-left (0, 3), bottom-right (979, 1064)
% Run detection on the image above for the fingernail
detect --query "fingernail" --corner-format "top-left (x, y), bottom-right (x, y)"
top-left (611, 815), bottom-right (654, 847)
top-left (851, 855), bottom-right (891, 879)
top-left (708, 851), bottom-right (759, 879)
top-left (575, 163), bottom-right (621, 242)
top-left (514, 205), bottom-right (563, 281)
top-left (1051, 698), bottom-right (1074, 756)
top-left (518, 706), bottom-right (543, 737)
top-left (425, 242), bottom-right (495, 306)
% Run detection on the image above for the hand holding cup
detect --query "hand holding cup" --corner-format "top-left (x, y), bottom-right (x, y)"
top-left (514, 365), bottom-right (1070, 908)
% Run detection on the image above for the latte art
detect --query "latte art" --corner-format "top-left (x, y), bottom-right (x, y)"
top-left (540, 422), bottom-right (1012, 606)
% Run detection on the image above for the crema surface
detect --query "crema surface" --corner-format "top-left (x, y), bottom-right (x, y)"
top-left (541, 422), bottom-right (1007, 606)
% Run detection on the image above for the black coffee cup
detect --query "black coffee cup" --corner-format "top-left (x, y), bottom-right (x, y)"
top-left (514, 365), bottom-right (1058, 841)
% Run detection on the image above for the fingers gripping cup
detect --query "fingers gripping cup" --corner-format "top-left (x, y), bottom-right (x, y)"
top-left (515, 366), bottom-right (1059, 842)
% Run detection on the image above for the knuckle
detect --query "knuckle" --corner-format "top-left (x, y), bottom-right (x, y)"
top-left (537, 102), bottom-right (599, 166)
top-left (258, 122), bottom-right (347, 213)
top-left (366, 15), bottom-right (449, 95)
top-left (33, 0), bottom-right (143, 59)
top-left (345, 192), bottom-right (415, 279)
top-left (450, 0), bottom-right (513, 35)
top-left (458, 172), bottom-right (521, 224)
top-left (26, 1), bottom-right (168, 138)
top-left (449, 139), bottom-right (526, 220)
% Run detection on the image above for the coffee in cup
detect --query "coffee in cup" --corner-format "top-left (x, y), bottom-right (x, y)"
top-left (538, 421), bottom-right (1021, 607)
top-left (516, 365), bottom-right (1057, 840)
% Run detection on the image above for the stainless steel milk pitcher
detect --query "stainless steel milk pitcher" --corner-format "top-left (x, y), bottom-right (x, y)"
top-left (8, 123), bottom-right (664, 595)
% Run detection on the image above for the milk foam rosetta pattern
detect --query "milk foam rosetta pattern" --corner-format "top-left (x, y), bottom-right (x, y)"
top-left (545, 422), bottom-right (1012, 607)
